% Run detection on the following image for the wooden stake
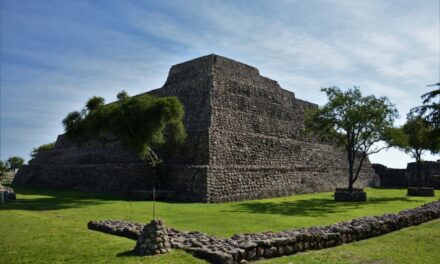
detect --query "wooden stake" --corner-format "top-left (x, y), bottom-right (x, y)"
top-left (153, 187), bottom-right (156, 220)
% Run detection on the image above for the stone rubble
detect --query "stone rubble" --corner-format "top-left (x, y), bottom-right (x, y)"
top-left (88, 200), bottom-right (440, 263)
top-left (87, 220), bottom-right (143, 240)
top-left (134, 219), bottom-right (171, 255)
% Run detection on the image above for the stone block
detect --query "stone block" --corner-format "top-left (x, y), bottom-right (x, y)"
top-left (334, 188), bottom-right (367, 202)
top-left (407, 187), bottom-right (435, 197)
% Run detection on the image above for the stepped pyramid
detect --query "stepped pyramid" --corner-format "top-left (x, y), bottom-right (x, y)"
top-left (15, 54), bottom-right (378, 202)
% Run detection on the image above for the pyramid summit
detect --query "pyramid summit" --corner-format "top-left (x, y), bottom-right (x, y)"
top-left (15, 54), bottom-right (379, 202)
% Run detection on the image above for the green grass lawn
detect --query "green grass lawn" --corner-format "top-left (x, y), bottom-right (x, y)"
top-left (1, 186), bottom-right (439, 263)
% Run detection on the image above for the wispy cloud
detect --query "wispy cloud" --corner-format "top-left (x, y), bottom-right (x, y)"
top-left (1, 0), bottom-right (438, 167)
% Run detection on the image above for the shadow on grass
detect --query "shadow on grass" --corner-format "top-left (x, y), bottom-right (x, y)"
top-left (116, 250), bottom-right (137, 257)
top-left (0, 185), bottom-right (203, 212)
top-left (224, 196), bottom-right (425, 217)
top-left (0, 185), bottom-right (126, 211)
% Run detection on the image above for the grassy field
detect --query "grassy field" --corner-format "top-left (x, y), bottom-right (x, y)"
top-left (1, 186), bottom-right (439, 263)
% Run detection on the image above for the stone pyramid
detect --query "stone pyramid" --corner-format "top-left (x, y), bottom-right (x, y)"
top-left (15, 54), bottom-right (378, 202)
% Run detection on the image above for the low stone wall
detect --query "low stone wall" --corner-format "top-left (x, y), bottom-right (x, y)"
top-left (88, 220), bottom-right (143, 240)
top-left (88, 200), bottom-right (440, 263)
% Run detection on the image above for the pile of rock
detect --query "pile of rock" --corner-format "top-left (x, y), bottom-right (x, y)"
top-left (88, 200), bottom-right (440, 263)
top-left (0, 184), bottom-right (16, 203)
top-left (134, 219), bottom-right (171, 255)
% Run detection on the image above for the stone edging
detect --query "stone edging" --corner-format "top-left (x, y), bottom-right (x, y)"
top-left (88, 200), bottom-right (440, 263)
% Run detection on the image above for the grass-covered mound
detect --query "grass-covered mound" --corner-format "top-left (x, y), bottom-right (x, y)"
top-left (0, 186), bottom-right (439, 263)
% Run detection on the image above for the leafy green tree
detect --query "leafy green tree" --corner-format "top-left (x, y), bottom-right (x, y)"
top-left (62, 93), bottom-right (186, 186)
top-left (6, 156), bottom-right (25, 172)
top-left (117, 90), bottom-right (129, 100)
top-left (29, 142), bottom-right (55, 163)
top-left (62, 111), bottom-right (84, 139)
top-left (85, 96), bottom-right (105, 113)
top-left (410, 83), bottom-right (440, 153)
top-left (388, 115), bottom-right (438, 188)
top-left (305, 87), bottom-right (398, 193)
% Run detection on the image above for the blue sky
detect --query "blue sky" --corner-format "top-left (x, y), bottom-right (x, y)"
top-left (1, 0), bottom-right (439, 168)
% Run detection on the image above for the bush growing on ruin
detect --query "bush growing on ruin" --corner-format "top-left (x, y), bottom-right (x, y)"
top-left (62, 111), bottom-right (85, 139)
top-left (85, 96), bottom-right (105, 113)
top-left (116, 90), bottom-right (129, 100)
top-left (29, 142), bottom-right (55, 164)
top-left (305, 86), bottom-right (398, 193)
top-left (62, 92), bottom-right (186, 171)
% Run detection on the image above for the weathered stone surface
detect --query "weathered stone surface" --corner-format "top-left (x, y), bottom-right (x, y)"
top-left (89, 200), bottom-right (440, 263)
top-left (14, 54), bottom-right (379, 202)
top-left (0, 184), bottom-right (16, 202)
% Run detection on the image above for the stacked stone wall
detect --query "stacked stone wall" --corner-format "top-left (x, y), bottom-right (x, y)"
top-left (206, 55), bottom-right (377, 202)
top-left (14, 134), bottom-right (159, 195)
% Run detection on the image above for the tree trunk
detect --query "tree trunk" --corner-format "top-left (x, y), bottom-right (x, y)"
top-left (153, 164), bottom-right (168, 189)
top-left (348, 163), bottom-right (354, 193)
top-left (416, 153), bottom-right (422, 188)
top-left (347, 148), bottom-right (354, 193)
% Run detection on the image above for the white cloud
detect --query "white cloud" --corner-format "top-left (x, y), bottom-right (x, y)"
top-left (1, 0), bottom-right (439, 166)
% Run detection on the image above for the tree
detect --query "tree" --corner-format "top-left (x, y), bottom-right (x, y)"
top-left (6, 156), bottom-right (25, 173)
top-left (62, 92), bottom-right (186, 187)
top-left (388, 114), bottom-right (439, 188)
top-left (62, 111), bottom-right (84, 139)
top-left (85, 96), bottom-right (105, 113)
top-left (29, 142), bottom-right (55, 163)
top-left (305, 86), bottom-right (398, 193)
top-left (117, 90), bottom-right (129, 100)
top-left (410, 83), bottom-right (440, 153)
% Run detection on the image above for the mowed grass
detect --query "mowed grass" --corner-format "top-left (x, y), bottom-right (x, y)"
top-left (0, 186), bottom-right (439, 264)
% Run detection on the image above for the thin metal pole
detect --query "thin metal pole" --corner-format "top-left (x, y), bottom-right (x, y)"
top-left (153, 187), bottom-right (156, 220)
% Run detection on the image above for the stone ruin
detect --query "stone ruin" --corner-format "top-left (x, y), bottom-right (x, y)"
top-left (373, 160), bottom-right (440, 189)
top-left (14, 54), bottom-right (379, 202)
